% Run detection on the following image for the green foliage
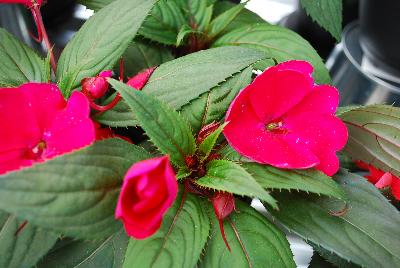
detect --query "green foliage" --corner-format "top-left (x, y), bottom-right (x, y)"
top-left (109, 79), bottom-right (197, 167)
top-left (199, 122), bottom-right (227, 160)
top-left (300, 0), bottom-right (342, 41)
top-left (200, 200), bottom-right (296, 268)
top-left (57, 0), bottom-right (156, 96)
top-left (0, 139), bottom-right (151, 240)
top-left (207, 3), bottom-right (246, 38)
top-left (123, 192), bottom-right (210, 268)
top-left (212, 1), bottom-right (266, 34)
top-left (339, 105), bottom-right (400, 177)
top-left (176, 24), bottom-right (201, 47)
top-left (142, 46), bottom-right (264, 110)
top-left (37, 229), bottom-right (129, 268)
top-left (0, 211), bottom-right (58, 268)
top-left (270, 170), bottom-right (400, 267)
top-left (213, 24), bottom-right (331, 84)
top-left (179, 66), bottom-right (252, 133)
top-left (0, 28), bottom-right (49, 87)
top-left (243, 163), bottom-right (345, 199)
top-left (197, 160), bottom-right (277, 209)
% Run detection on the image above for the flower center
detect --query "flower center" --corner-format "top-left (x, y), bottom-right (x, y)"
top-left (26, 141), bottom-right (46, 160)
top-left (266, 121), bottom-right (288, 134)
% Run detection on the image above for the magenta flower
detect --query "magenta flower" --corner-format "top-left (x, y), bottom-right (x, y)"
top-left (115, 155), bottom-right (178, 239)
top-left (0, 0), bottom-right (42, 8)
top-left (223, 60), bottom-right (348, 176)
top-left (126, 67), bottom-right (156, 90)
top-left (0, 83), bottom-right (95, 175)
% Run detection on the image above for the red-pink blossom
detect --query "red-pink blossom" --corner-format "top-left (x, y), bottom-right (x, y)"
top-left (81, 70), bottom-right (113, 100)
top-left (224, 60), bottom-right (348, 176)
top-left (126, 67), bottom-right (156, 90)
top-left (115, 155), bottom-right (178, 239)
top-left (0, 0), bottom-right (42, 7)
top-left (0, 83), bottom-right (95, 175)
top-left (356, 161), bottom-right (400, 200)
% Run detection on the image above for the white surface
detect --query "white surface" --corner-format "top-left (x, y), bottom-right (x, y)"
top-left (244, 0), bottom-right (296, 24)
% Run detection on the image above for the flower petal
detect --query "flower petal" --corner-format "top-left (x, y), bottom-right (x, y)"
top-left (391, 176), bottom-right (400, 200)
top-left (274, 60), bottom-right (314, 76)
top-left (44, 91), bottom-right (95, 158)
top-left (224, 90), bottom-right (319, 168)
top-left (289, 85), bottom-right (340, 115)
top-left (249, 69), bottom-right (314, 122)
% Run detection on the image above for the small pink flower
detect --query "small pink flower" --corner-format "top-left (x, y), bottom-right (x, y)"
top-left (212, 192), bottom-right (236, 251)
top-left (115, 155), bottom-right (178, 239)
top-left (224, 60), bottom-right (348, 176)
top-left (356, 161), bottom-right (400, 200)
top-left (0, 83), bottom-right (95, 175)
top-left (81, 70), bottom-right (113, 100)
top-left (126, 67), bottom-right (156, 90)
top-left (0, 0), bottom-right (42, 8)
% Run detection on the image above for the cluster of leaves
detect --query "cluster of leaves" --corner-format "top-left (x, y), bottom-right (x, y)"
top-left (0, 0), bottom-right (399, 267)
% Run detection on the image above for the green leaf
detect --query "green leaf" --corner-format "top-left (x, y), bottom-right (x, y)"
top-left (139, 0), bottom-right (187, 45)
top-left (37, 229), bottom-right (129, 268)
top-left (176, 24), bottom-right (198, 47)
top-left (270, 170), bottom-right (400, 267)
top-left (180, 66), bottom-right (252, 133)
top-left (300, 0), bottom-right (342, 41)
top-left (338, 105), bottom-right (400, 177)
top-left (200, 200), bottom-right (296, 268)
top-left (199, 122), bottom-right (227, 160)
top-left (142, 46), bottom-right (265, 110)
top-left (213, 24), bottom-right (330, 84)
top-left (207, 3), bottom-right (246, 38)
top-left (218, 144), bottom-right (252, 162)
top-left (123, 192), bottom-right (210, 268)
top-left (176, 0), bottom-right (216, 31)
top-left (95, 40), bottom-right (173, 128)
top-left (109, 79), bottom-right (196, 167)
top-left (0, 139), bottom-right (151, 240)
top-left (77, 0), bottom-right (114, 11)
top-left (197, 160), bottom-right (277, 209)
top-left (243, 163), bottom-right (345, 199)
top-left (0, 28), bottom-right (48, 87)
top-left (311, 244), bottom-right (361, 268)
top-left (0, 211), bottom-right (58, 268)
top-left (57, 0), bottom-right (156, 96)
top-left (212, 1), bottom-right (267, 34)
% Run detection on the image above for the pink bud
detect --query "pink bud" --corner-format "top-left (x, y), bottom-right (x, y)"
top-left (126, 67), bottom-right (156, 90)
top-left (81, 71), bottom-right (112, 100)
top-left (212, 192), bottom-right (235, 220)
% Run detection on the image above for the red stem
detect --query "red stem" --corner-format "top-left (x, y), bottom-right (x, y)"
top-left (31, 5), bottom-right (57, 74)
top-left (90, 93), bottom-right (122, 112)
top-left (15, 220), bottom-right (28, 236)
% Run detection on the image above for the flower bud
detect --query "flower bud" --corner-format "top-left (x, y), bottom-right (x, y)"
top-left (81, 70), bottom-right (112, 100)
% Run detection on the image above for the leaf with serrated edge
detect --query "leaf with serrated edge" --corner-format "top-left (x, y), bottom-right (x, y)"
top-left (57, 0), bottom-right (156, 96)
top-left (270, 170), bottom-right (400, 267)
top-left (199, 122), bottom-right (227, 160)
top-left (0, 139), bottom-right (151, 240)
top-left (37, 229), bottom-right (129, 268)
top-left (77, 0), bottom-right (114, 11)
top-left (0, 211), bottom-right (58, 268)
top-left (123, 192), bottom-right (210, 268)
top-left (300, 0), bottom-right (342, 41)
top-left (212, 24), bottom-right (330, 84)
top-left (200, 200), bottom-right (296, 268)
top-left (197, 160), bottom-right (277, 209)
top-left (339, 105), bottom-right (400, 177)
top-left (181, 66), bottom-right (253, 133)
top-left (0, 28), bottom-right (48, 87)
top-left (207, 3), bottom-right (245, 38)
top-left (109, 79), bottom-right (196, 167)
top-left (141, 46), bottom-right (265, 109)
top-left (243, 162), bottom-right (345, 199)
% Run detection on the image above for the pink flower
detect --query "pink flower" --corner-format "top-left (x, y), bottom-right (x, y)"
top-left (223, 60), bottom-right (348, 176)
top-left (115, 155), bottom-right (178, 239)
top-left (0, 83), bottom-right (95, 175)
top-left (81, 70), bottom-right (113, 100)
top-left (126, 67), bottom-right (156, 90)
top-left (356, 161), bottom-right (400, 200)
top-left (0, 0), bottom-right (42, 7)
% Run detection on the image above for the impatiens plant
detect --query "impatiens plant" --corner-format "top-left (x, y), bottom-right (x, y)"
top-left (0, 0), bottom-right (399, 267)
